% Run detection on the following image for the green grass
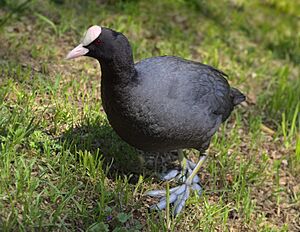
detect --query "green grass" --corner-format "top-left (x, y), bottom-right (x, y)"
top-left (0, 0), bottom-right (300, 231)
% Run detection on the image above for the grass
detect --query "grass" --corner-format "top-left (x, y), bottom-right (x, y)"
top-left (0, 0), bottom-right (299, 231)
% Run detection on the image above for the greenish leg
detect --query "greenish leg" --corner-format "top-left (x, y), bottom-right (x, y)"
top-left (178, 149), bottom-right (188, 177)
top-left (186, 154), bottom-right (207, 185)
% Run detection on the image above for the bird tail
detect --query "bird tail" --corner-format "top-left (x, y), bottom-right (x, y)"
top-left (230, 88), bottom-right (245, 106)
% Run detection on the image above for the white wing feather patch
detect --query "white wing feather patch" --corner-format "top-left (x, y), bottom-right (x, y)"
top-left (82, 25), bottom-right (102, 46)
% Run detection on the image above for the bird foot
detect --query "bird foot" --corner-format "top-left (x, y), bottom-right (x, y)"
top-left (160, 160), bottom-right (199, 183)
top-left (146, 182), bottom-right (202, 215)
top-left (147, 159), bottom-right (202, 215)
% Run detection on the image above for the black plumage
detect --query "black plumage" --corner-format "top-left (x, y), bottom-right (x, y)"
top-left (67, 26), bottom-right (245, 214)
top-left (85, 28), bottom-right (245, 153)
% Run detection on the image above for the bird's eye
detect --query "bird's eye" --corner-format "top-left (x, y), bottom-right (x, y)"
top-left (94, 39), bottom-right (101, 45)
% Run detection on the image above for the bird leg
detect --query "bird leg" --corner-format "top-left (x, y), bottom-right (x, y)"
top-left (147, 151), bottom-right (207, 215)
top-left (160, 149), bottom-right (198, 183)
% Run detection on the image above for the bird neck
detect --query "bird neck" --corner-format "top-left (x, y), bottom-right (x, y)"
top-left (99, 47), bottom-right (136, 86)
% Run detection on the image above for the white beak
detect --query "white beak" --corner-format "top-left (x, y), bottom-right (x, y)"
top-left (65, 43), bottom-right (89, 60)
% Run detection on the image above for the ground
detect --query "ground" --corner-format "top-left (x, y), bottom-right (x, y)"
top-left (0, 0), bottom-right (299, 231)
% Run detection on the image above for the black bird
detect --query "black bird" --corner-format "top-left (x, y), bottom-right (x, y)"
top-left (66, 25), bottom-right (245, 214)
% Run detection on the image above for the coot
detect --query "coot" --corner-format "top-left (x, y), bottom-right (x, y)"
top-left (66, 25), bottom-right (245, 215)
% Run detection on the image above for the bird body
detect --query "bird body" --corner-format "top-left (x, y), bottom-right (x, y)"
top-left (101, 55), bottom-right (243, 152)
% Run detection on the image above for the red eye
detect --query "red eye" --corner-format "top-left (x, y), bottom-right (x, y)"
top-left (94, 39), bottom-right (101, 45)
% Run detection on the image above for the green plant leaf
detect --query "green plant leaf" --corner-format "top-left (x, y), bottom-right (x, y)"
top-left (87, 222), bottom-right (109, 232)
top-left (117, 212), bottom-right (131, 224)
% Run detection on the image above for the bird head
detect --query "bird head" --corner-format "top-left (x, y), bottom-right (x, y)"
top-left (66, 25), bottom-right (121, 61)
